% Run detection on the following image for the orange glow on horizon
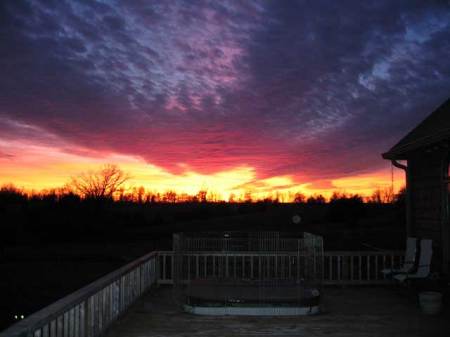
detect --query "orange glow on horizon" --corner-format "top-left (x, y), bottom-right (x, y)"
top-left (0, 141), bottom-right (405, 201)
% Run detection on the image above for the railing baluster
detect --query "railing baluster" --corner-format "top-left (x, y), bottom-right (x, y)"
top-left (350, 256), bottom-right (354, 281)
top-left (187, 256), bottom-right (191, 280)
top-left (226, 255), bottom-right (229, 278)
top-left (50, 320), bottom-right (56, 337)
top-left (169, 254), bottom-right (173, 282)
top-left (329, 256), bottom-right (332, 281)
top-left (57, 314), bottom-right (63, 337)
top-left (69, 308), bottom-right (74, 337)
top-left (93, 295), bottom-right (98, 337)
top-left (102, 288), bottom-right (107, 331)
top-left (259, 256), bottom-right (262, 279)
top-left (96, 294), bottom-right (101, 334)
top-left (43, 324), bottom-right (49, 337)
top-left (275, 254), bottom-right (278, 278)
top-left (74, 306), bottom-right (79, 337)
top-left (80, 302), bottom-right (86, 337)
top-left (375, 255), bottom-right (380, 281)
top-left (288, 255), bottom-right (292, 279)
top-left (162, 254), bottom-right (166, 281)
top-left (251, 255), bottom-right (254, 279)
top-left (358, 255), bottom-right (362, 281)
top-left (337, 256), bottom-right (341, 282)
top-left (342, 256), bottom-right (348, 282)
top-left (196, 255), bottom-right (199, 279)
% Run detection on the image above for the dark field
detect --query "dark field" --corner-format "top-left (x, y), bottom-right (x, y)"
top-left (0, 202), bottom-right (405, 330)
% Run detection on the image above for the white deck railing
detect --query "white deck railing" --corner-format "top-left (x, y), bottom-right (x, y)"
top-left (0, 252), bottom-right (158, 337)
top-left (323, 250), bottom-right (404, 284)
top-left (157, 250), bottom-right (404, 285)
top-left (0, 250), bottom-right (403, 337)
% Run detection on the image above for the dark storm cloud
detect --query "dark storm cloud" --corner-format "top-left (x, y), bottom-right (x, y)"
top-left (0, 0), bottom-right (449, 180)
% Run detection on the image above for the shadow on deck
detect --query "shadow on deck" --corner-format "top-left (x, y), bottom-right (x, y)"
top-left (105, 286), bottom-right (449, 337)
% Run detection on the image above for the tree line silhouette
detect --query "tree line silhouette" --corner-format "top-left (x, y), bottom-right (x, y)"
top-left (2, 164), bottom-right (405, 204)
top-left (0, 164), bottom-right (406, 252)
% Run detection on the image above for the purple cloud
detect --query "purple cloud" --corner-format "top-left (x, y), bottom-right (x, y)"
top-left (0, 0), bottom-right (449, 182)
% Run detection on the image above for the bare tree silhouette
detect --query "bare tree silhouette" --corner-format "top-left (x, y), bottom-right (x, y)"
top-left (294, 192), bottom-right (306, 203)
top-left (197, 190), bottom-right (207, 203)
top-left (70, 164), bottom-right (129, 199)
top-left (367, 187), bottom-right (395, 204)
top-left (162, 190), bottom-right (177, 203)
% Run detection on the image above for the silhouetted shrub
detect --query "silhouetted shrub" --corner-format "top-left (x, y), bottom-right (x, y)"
top-left (327, 192), bottom-right (365, 225)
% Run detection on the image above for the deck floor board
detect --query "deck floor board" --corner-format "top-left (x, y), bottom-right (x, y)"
top-left (105, 286), bottom-right (449, 337)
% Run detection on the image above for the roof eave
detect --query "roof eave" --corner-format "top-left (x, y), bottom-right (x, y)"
top-left (382, 151), bottom-right (407, 161)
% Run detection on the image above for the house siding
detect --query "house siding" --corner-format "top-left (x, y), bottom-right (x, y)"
top-left (408, 148), bottom-right (449, 273)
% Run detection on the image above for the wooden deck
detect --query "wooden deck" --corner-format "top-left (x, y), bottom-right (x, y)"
top-left (105, 286), bottom-right (449, 337)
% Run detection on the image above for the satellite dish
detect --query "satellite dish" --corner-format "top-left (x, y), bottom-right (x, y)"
top-left (292, 214), bottom-right (301, 224)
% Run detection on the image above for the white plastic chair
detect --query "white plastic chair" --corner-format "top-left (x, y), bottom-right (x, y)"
top-left (393, 239), bottom-right (432, 282)
top-left (381, 237), bottom-right (417, 276)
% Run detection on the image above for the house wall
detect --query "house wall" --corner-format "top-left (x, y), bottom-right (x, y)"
top-left (408, 148), bottom-right (449, 273)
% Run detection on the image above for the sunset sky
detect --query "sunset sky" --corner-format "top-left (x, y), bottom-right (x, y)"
top-left (1, 1), bottom-right (449, 200)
